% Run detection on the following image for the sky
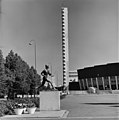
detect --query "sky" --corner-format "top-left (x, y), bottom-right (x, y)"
top-left (0, 0), bottom-right (119, 85)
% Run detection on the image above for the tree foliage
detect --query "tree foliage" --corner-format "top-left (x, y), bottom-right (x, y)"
top-left (2, 50), bottom-right (41, 99)
top-left (0, 49), bottom-right (6, 97)
top-left (28, 66), bottom-right (41, 96)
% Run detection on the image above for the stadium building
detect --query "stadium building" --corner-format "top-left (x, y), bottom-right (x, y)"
top-left (77, 63), bottom-right (119, 90)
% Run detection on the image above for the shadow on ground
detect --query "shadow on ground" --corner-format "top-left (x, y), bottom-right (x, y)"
top-left (83, 103), bottom-right (119, 108)
top-left (110, 105), bottom-right (119, 107)
top-left (83, 103), bottom-right (119, 107)
top-left (84, 103), bottom-right (119, 105)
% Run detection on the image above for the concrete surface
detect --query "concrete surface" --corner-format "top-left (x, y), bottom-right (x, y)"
top-left (69, 90), bottom-right (88, 95)
top-left (40, 91), bottom-right (60, 111)
top-left (1, 110), bottom-right (68, 119)
top-left (61, 94), bottom-right (119, 117)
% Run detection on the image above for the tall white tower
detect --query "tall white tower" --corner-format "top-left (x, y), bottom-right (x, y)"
top-left (61, 7), bottom-right (69, 87)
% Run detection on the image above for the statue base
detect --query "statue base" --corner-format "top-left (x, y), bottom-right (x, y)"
top-left (39, 91), bottom-right (60, 111)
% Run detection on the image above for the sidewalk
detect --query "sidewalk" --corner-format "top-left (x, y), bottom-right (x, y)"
top-left (1, 110), bottom-right (69, 119)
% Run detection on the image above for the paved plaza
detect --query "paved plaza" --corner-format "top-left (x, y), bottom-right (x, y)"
top-left (1, 94), bottom-right (119, 120)
top-left (61, 94), bottom-right (119, 118)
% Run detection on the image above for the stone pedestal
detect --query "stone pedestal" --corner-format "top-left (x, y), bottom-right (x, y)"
top-left (40, 91), bottom-right (60, 111)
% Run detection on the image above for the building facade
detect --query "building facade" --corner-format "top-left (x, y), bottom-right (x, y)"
top-left (77, 63), bottom-right (119, 90)
top-left (69, 71), bottom-right (78, 82)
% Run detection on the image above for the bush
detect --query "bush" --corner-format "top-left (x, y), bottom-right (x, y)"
top-left (0, 100), bottom-right (15, 117)
top-left (30, 97), bottom-right (39, 107)
top-left (0, 97), bottom-right (40, 117)
top-left (14, 97), bottom-right (39, 108)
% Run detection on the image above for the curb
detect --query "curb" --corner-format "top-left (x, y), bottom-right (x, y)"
top-left (62, 110), bottom-right (69, 118)
top-left (1, 110), bottom-right (69, 119)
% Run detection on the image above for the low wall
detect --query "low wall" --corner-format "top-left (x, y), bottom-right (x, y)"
top-left (63, 90), bottom-right (119, 95)
top-left (69, 91), bottom-right (88, 95)
top-left (112, 90), bottom-right (119, 94)
top-left (96, 90), bottom-right (112, 94)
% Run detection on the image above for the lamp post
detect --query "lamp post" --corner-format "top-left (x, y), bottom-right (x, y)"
top-left (29, 40), bottom-right (37, 97)
top-left (29, 40), bottom-right (36, 70)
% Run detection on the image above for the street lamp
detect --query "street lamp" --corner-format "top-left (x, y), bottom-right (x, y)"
top-left (29, 40), bottom-right (37, 70)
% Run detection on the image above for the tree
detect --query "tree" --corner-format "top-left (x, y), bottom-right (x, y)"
top-left (5, 50), bottom-right (31, 98)
top-left (0, 49), bottom-right (6, 97)
top-left (5, 50), bottom-right (19, 98)
top-left (15, 59), bottom-right (31, 97)
top-left (5, 50), bottom-right (17, 72)
top-left (5, 50), bottom-right (41, 98)
top-left (4, 67), bottom-right (15, 99)
top-left (28, 66), bottom-right (41, 97)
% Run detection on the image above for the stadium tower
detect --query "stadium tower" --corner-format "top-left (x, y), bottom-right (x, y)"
top-left (61, 7), bottom-right (69, 89)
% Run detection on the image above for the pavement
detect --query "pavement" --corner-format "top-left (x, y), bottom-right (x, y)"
top-left (61, 94), bottom-right (119, 117)
top-left (1, 110), bottom-right (69, 119)
top-left (1, 94), bottom-right (119, 120)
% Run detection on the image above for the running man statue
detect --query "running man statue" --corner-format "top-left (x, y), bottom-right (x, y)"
top-left (39, 65), bottom-right (55, 90)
